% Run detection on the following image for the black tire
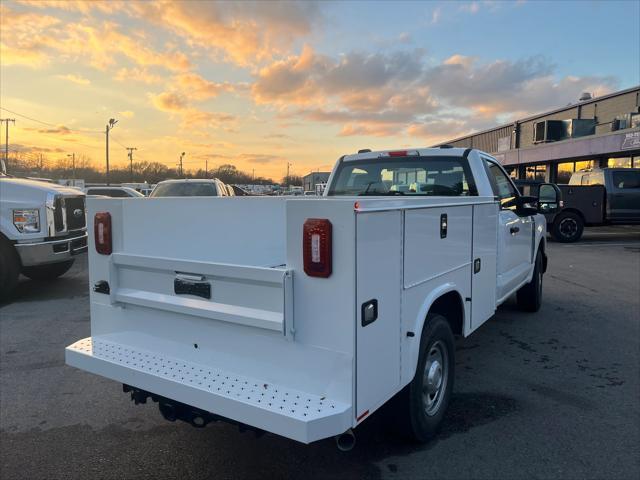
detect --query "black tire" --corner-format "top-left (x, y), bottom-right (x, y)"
top-left (22, 259), bottom-right (74, 281)
top-left (393, 313), bottom-right (455, 442)
top-left (517, 250), bottom-right (543, 312)
top-left (551, 211), bottom-right (583, 243)
top-left (0, 237), bottom-right (21, 301)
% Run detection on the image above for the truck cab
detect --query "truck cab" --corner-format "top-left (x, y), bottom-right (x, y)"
top-left (0, 161), bottom-right (87, 300)
top-left (65, 148), bottom-right (558, 447)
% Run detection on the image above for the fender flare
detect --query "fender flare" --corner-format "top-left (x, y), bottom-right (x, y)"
top-left (405, 282), bottom-right (465, 382)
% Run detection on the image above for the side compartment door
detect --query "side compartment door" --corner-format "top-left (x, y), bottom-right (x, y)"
top-left (356, 210), bottom-right (401, 420)
top-left (470, 202), bottom-right (498, 332)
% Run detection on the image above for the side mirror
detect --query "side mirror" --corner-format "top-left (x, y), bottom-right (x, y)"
top-left (514, 195), bottom-right (538, 216)
top-left (537, 183), bottom-right (562, 214)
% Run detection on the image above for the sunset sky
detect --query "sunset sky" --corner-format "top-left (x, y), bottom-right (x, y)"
top-left (1, 0), bottom-right (638, 180)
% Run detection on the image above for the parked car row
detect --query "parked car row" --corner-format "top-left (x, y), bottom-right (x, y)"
top-left (84, 179), bottom-right (253, 198)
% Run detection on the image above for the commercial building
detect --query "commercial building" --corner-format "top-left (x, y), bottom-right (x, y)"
top-left (303, 171), bottom-right (331, 192)
top-left (437, 86), bottom-right (640, 183)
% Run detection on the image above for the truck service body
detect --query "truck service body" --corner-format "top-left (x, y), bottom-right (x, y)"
top-left (66, 148), bottom-right (556, 445)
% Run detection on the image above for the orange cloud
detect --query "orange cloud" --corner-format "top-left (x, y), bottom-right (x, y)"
top-left (57, 74), bottom-right (90, 85)
top-left (149, 91), bottom-right (236, 131)
top-left (150, 92), bottom-right (189, 112)
top-left (175, 73), bottom-right (237, 101)
top-left (114, 67), bottom-right (163, 84)
top-left (1, 5), bottom-right (190, 72)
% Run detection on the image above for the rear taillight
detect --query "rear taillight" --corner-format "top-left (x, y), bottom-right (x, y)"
top-left (94, 212), bottom-right (112, 255)
top-left (303, 218), bottom-right (332, 278)
top-left (389, 150), bottom-right (408, 157)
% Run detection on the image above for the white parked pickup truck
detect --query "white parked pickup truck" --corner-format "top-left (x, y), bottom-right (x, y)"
top-left (1, 161), bottom-right (87, 300)
top-left (65, 147), bottom-right (559, 449)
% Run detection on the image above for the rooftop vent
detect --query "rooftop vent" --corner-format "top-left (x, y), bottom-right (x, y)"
top-left (579, 92), bottom-right (592, 102)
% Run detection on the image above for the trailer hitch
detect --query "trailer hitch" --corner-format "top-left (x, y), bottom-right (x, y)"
top-left (122, 384), bottom-right (265, 437)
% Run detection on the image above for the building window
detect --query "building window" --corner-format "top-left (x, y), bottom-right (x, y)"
top-left (505, 167), bottom-right (517, 179)
top-left (574, 160), bottom-right (594, 172)
top-left (608, 157), bottom-right (633, 168)
top-left (526, 164), bottom-right (547, 182)
top-left (556, 160), bottom-right (595, 184)
top-left (557, 162), bottom-right (574, 184)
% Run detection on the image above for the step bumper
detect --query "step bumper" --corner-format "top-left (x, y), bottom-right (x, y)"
top-left (65, 337), bottom-right (352, 443)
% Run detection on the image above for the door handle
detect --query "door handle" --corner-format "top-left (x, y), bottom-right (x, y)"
top-left (510, 226), bottom-right (520, 235)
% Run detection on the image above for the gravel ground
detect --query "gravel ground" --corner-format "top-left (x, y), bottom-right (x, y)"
top-left (1, 226), bottom-right (639, 480)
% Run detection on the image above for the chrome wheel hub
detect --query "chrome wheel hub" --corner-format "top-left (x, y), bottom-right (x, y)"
top-left (422, 340), bottom-right (448, 416)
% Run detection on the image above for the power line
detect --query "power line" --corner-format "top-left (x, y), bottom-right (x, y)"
top-left (0, 107), bottom-right (101, 134)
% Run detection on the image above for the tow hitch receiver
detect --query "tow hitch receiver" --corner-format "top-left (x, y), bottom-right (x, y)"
top-left (123, 384), bottom-right (265, 435)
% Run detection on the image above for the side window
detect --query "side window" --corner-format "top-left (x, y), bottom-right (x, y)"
top-left (612, 171), bottom-right (640, 189)
top-left (110, 189), bottom-right (130, 197)
top-left (485, 160), bottom-right (518, 207)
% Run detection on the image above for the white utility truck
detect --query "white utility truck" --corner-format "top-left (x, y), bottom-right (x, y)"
top-left (1, 160), bottom-right (87, 300)
top-left (65, 148), bottom-right (559, 449)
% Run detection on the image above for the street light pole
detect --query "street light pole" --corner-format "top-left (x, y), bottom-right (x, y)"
top-left (67, 153), bottom-right (75, 184)
top-left (1, 118), bottom-right (16, 170)
top-left (179, 152), bottom-right (185, 177)
top-left (105, 118), bottom-right (118, 185)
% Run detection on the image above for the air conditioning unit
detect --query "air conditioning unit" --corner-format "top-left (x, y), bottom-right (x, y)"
top-left (566, 119), bottom-right (596, 138)
top-left (533, 120), bottom-right (565, 143)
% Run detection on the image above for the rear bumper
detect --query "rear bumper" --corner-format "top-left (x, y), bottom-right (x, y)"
top-left (15, 232), bottom-right (87, 267)
top-left (65, 337), bottom-right (352, 443)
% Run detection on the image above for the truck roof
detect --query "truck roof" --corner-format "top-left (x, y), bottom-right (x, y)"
top-left (156, 178), bottom-right (221, 183)
top-left (342, 147), bottom-right (472, 162)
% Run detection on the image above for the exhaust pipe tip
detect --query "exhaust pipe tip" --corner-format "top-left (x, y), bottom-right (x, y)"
top-left (335, 429), bottom-right (356, 452)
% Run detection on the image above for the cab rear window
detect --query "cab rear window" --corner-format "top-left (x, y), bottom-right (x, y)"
top-left (327, 156), bottom-right (477, 196)
top-left (150, 183), bottom-right (218, 197)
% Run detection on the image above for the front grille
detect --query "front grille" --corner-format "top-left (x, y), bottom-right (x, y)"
top-left (65, 196), bottom-right (86, 231)
top-left (54, 196), bottom-right (64, 232)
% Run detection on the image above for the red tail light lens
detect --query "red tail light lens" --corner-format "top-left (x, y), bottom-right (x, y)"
top-left (303, 218), bottom-right (332, 278)
top-left (389, 150), bottom-right (408, 157)
top-left (94, 212), bottom-right (112, 255)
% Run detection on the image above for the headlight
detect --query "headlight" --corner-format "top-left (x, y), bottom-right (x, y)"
top-left (13, 209), bottom-right (40, 233)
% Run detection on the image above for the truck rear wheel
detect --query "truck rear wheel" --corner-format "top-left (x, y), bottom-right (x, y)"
top-left (22, 259), bottom-right (74, 281)
top-left (551, 211), bottom-right (583, 243)
top-left (516, 250), bottom-right (543, 312)
top-left (0, 237), bottom-right (21, 301)
top-left (392, 313), bottom-right (455, 442)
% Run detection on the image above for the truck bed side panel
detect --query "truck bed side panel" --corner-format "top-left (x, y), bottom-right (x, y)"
top-left (558, 185), bottom-right (605, 224)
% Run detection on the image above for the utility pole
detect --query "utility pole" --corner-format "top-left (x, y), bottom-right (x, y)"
top-left (205, 159), bottom-right (208, 178)
top-left (1, 118), bottom-right (16, 170)
top-left (286, 162), bottom-right (291, 185)
top-left (105, 118), bottom-right (118, 185)
top-left (126, 147), bottom-right (137, 182)
top-left (179, 152), bottom-right (185, 177)
top-left (67, 153), bottom-right (76, 183)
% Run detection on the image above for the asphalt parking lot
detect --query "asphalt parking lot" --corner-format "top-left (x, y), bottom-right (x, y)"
top-left (1, 226), bottom-right (639, 480)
